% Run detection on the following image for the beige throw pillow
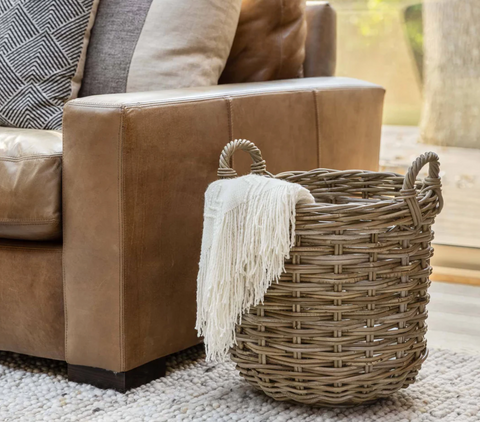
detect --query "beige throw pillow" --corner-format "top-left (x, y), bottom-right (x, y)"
top-left (126, 0), bottom-right (243, 92)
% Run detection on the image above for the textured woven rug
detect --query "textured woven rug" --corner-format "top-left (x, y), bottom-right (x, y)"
top-left (0, 345), bottom-right (478, 422)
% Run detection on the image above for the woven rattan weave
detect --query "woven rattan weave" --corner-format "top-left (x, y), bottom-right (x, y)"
top-left (219, 139), bottom-right (443, 406)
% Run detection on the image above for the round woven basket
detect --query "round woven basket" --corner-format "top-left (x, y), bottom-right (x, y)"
top-left (218, 139), bottom-right (444, 407)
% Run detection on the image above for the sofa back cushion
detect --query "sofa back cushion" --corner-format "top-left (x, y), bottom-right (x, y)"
top-left (80, 0), bottom-right (242, 97)
top-left (219, 0), bottom-right (307, 84)
top-left (0, 0), bottom-right (99, 130)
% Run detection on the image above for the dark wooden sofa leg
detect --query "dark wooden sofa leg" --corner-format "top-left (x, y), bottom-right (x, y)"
top-left (67, 357), bottom-right (166, 393)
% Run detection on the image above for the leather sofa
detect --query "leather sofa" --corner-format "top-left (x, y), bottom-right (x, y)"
top-left (0, 2), bottom-right (385, 391)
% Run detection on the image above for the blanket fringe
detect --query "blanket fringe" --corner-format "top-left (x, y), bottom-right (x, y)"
top-left (196, 179), bottom-right (312, 362)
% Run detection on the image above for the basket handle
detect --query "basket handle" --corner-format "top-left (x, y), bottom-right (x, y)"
top-left (401, 151), bottom-right (444, 228)
top-left (217, 139), bottom-right (270, 179)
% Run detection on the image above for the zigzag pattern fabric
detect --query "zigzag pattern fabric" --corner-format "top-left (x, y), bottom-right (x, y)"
top-left (0, 0), bottom-right (95, 129)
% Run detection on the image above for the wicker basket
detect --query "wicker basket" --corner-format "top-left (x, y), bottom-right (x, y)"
top-left (218, 139), bottom-right (443, 407)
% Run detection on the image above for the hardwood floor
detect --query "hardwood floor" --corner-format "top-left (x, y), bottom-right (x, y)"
top-left (428, 281), bottom-right (480, 355)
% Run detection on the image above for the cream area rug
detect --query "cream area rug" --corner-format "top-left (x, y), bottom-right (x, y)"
top-left (0, 346), bottom-right (479, 422)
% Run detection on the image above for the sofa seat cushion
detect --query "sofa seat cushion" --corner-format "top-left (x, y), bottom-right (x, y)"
top-left (0, 128), bottom-right (62, 241)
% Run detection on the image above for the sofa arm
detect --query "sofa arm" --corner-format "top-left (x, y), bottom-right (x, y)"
top-left (304, 2), bottom-right (336, 77)
top-left (63, 77), bottom-right (384, 372)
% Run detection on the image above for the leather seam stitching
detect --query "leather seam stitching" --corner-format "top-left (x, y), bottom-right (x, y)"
top-left (224, 96), bottom-right (234, 168)
top-left (224, 96), bottom-right (234, 142)
top-left (312, 89), bottom-right (320, 167)
top-left (62, 243), bottom-right (67, 362)
top-left (119, 106), bottom-right (126, 372)
top-left (0, 154), bottom-right (62, 161)
top-left (62, 118), bottom-right (68, 365)
top-left (67, 86), bottom-right (383, 108)
top-left (277, 0), bottom-right (285, 80)
top-left (0, 220), bottom-right (59, 224)
top-left (0, 246), bottom-right (62, 252)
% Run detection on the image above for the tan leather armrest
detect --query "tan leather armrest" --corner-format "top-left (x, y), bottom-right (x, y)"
top-left (304, 2), bottom-right (336, 77)
top-left (63, 77), bottom-right (384, 371)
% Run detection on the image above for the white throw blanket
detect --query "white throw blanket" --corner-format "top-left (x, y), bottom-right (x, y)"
top-left (196, 174), bottom-right (315, 362)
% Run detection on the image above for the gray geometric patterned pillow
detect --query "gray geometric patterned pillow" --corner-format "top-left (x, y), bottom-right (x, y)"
top-left (0, 0), bottom-right (98, 130)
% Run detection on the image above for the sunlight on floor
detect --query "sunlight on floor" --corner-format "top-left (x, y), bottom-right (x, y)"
top-left (428, 281), bottom-right (480, 355)
top-left (380, 125), bottom-right (480, 248)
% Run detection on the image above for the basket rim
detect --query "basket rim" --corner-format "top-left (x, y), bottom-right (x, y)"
top-left (274, 168), bottom-right (438, 214)
top-left (275, 168), bottom-right (405, 179)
